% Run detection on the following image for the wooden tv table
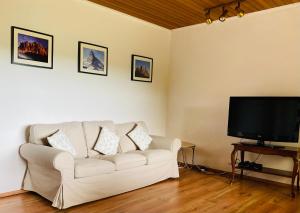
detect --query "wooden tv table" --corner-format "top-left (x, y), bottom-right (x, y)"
top-left (230, 142), bottom-right (300, 197)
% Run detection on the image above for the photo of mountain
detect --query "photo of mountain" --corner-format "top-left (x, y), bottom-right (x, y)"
top-left (18, 33), bottom-right (49, 63)
top-left (12, 27), bottom-right (53, 69)
top-left (78, 42), bottom-right (108, 76)
top-left (134, 59), bottom-right (150, 78)
top-left (82, 48), bottom-right (104, 71)
top-left (131, 55), bottom-right (153, 82)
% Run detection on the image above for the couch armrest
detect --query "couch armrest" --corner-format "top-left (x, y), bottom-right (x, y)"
top-left (150, 135), bottom-right (181, 154)
top-left (20, 143), bottom-right (74, 172)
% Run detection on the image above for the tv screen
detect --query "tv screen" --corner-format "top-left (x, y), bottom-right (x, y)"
top-left (227, 97), bottom-right (300, 143)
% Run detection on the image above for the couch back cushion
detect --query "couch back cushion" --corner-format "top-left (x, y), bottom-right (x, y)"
top-left (116, 121), bottom-right (148, 153)
top-left (29, 121), bottom-right (87, 158)
top-left (82, 120), bottom-right (116, 157)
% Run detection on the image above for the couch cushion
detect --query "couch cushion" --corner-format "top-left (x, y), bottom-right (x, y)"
top-left (47, 130), bottom-right (77, 156)
top-left (99, 153), bottom-right (146, 171)
top-left (116, 121), bottom-right (148, 153)
top-left (127, 124), bottom-right (152, 151)
top-left (132, 149), bottom-right (173, 165)
top-left (94, 127), bottom-right (120, 155)
top-left (82, 121), bottom-right (116, 157)
top-left (75, 158), bottom-right (115, 178)
top-left (29, 122), bottom-right (87, 158)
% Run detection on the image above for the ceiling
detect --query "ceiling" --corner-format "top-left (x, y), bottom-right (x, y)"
top-left (88, 0), bottom-right (300, 29)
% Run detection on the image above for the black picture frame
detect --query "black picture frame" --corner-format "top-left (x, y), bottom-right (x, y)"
top-left (78, 41), bottom-right (108, 76)
top-left (131, 54), bottom-right (153, 83)
top-left (11, 26), bottom-right (54, 69)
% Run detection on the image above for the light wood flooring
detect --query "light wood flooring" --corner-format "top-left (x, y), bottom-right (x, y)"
top-left (0, 168), bottom-right (299, 213)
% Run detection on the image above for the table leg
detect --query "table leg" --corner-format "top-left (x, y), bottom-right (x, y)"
top-left (181, 148), bottom-right (188, 168)
top-left (178, 148), bottom-right (183, 167)
top-left (297, 169), bottom-right (299, 191)
top-left (240, 150), bottom-right (244, 178)
top-left (231, 148), bottom-right (237, 184)
top-left (180, 148), bottom-right (183, 166)
top-left (291, 157), bottom-right (298, 198)
top-left (177, 149), bottom-right (180, 167)
top-left (191, 146), bottom-right (195, 168)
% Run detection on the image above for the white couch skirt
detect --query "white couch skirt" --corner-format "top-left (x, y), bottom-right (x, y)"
top-left (23, 159), bottom-right (179, 209)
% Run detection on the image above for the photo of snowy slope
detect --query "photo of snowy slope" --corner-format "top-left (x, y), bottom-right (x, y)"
top-left (78, 41), bottom-right (108, 76)
top-left (83, 48), bottom-right (104, 71)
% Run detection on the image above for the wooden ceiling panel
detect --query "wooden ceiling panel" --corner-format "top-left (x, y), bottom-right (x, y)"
top-left (88, 0), bottom-right (300, 29)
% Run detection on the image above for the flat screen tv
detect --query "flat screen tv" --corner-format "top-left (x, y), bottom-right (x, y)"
top-left (227, 97), bottom-right (300, 145)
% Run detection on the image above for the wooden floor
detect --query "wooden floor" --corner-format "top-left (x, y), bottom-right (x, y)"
top-left (0, 168), bottom-right (299, 213)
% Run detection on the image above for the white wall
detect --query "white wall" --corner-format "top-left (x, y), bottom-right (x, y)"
top-left (168, 3), bottom-right (300, 183)
top-left (0, 0), bottom-right (171, 193)
top-left (2, 0), bottom-right (300, 193)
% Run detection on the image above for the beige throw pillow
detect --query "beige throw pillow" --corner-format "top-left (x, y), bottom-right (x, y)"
top-left (94, 127), bottom-right (120, 155)
top-left (47, 129), bottom-right (77, 156)
top-left (127, 124), bottom-right (152, 151)
top-left (117, 121), bottom-right (149, 153)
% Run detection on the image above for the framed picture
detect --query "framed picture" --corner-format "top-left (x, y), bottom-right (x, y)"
top-left (11, 26), bottom-right (53, 69)
top-left (78, 41), bottom-right (108, 76)
top-left (131, 55), bottom-right (153, 83)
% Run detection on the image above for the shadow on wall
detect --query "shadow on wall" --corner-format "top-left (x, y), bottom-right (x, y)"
top-left (19, 126), bottom-right (31, 188)
top-left (24, 126), bottom-right (30, 142)
top-left (177, 146), bottom-right (212, 166)
top-left (179, 102), bottom-right (234, 170)
top-left (178, 104), bottom-right (297, 182)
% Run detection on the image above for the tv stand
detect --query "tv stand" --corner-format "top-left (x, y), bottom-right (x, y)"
top-left (240, 141), bottom-right (285, 149)
top-left (256, 139), bottom-right (265, 146)
top-left (231, 143), bottom-right (300, 197)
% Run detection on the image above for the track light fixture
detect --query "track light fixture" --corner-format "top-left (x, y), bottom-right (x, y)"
top-left (219, 6), bottom-right (228, 22)
top-left (205, 9), bottom-right (212, 24)
top-left (235, 0), bottom-right (245, 17)
top-left (204, 0), bottom-right (246, 24)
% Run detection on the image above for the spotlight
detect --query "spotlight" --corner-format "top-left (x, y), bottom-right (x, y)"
top-left (204, 0), bottom-right (246, 24)
top-left (205, 9), bottom-right (213, 24)
top-left (235, 0), bottom-right (245, 17)
top-left (219, 6), bottom-right (228, 22)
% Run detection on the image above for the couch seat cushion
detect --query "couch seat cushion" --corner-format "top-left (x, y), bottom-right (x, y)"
top-left (132, 149), bottom-right (173, 165)
top-left (100, 153), bottom-right (146, 171)
top-left (75, 159), bottom-right (115, 178)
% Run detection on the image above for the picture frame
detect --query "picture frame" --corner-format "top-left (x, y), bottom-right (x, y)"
top-left (131, 55), bottom-right (153, 83)
top-left (78, 41), bottom-right (108, 76)
top-left (11, 26), bottom-right (54, 69)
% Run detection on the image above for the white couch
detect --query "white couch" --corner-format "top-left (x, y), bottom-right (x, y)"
top-left (20, 121), bottom-right (181, 209)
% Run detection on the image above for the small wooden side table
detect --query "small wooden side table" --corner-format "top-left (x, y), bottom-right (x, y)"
top-left (179, 141), bottom-right (196, 168)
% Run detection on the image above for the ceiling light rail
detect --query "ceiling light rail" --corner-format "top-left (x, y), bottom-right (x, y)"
top-left (205, 0), bottom-right (246, 24)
